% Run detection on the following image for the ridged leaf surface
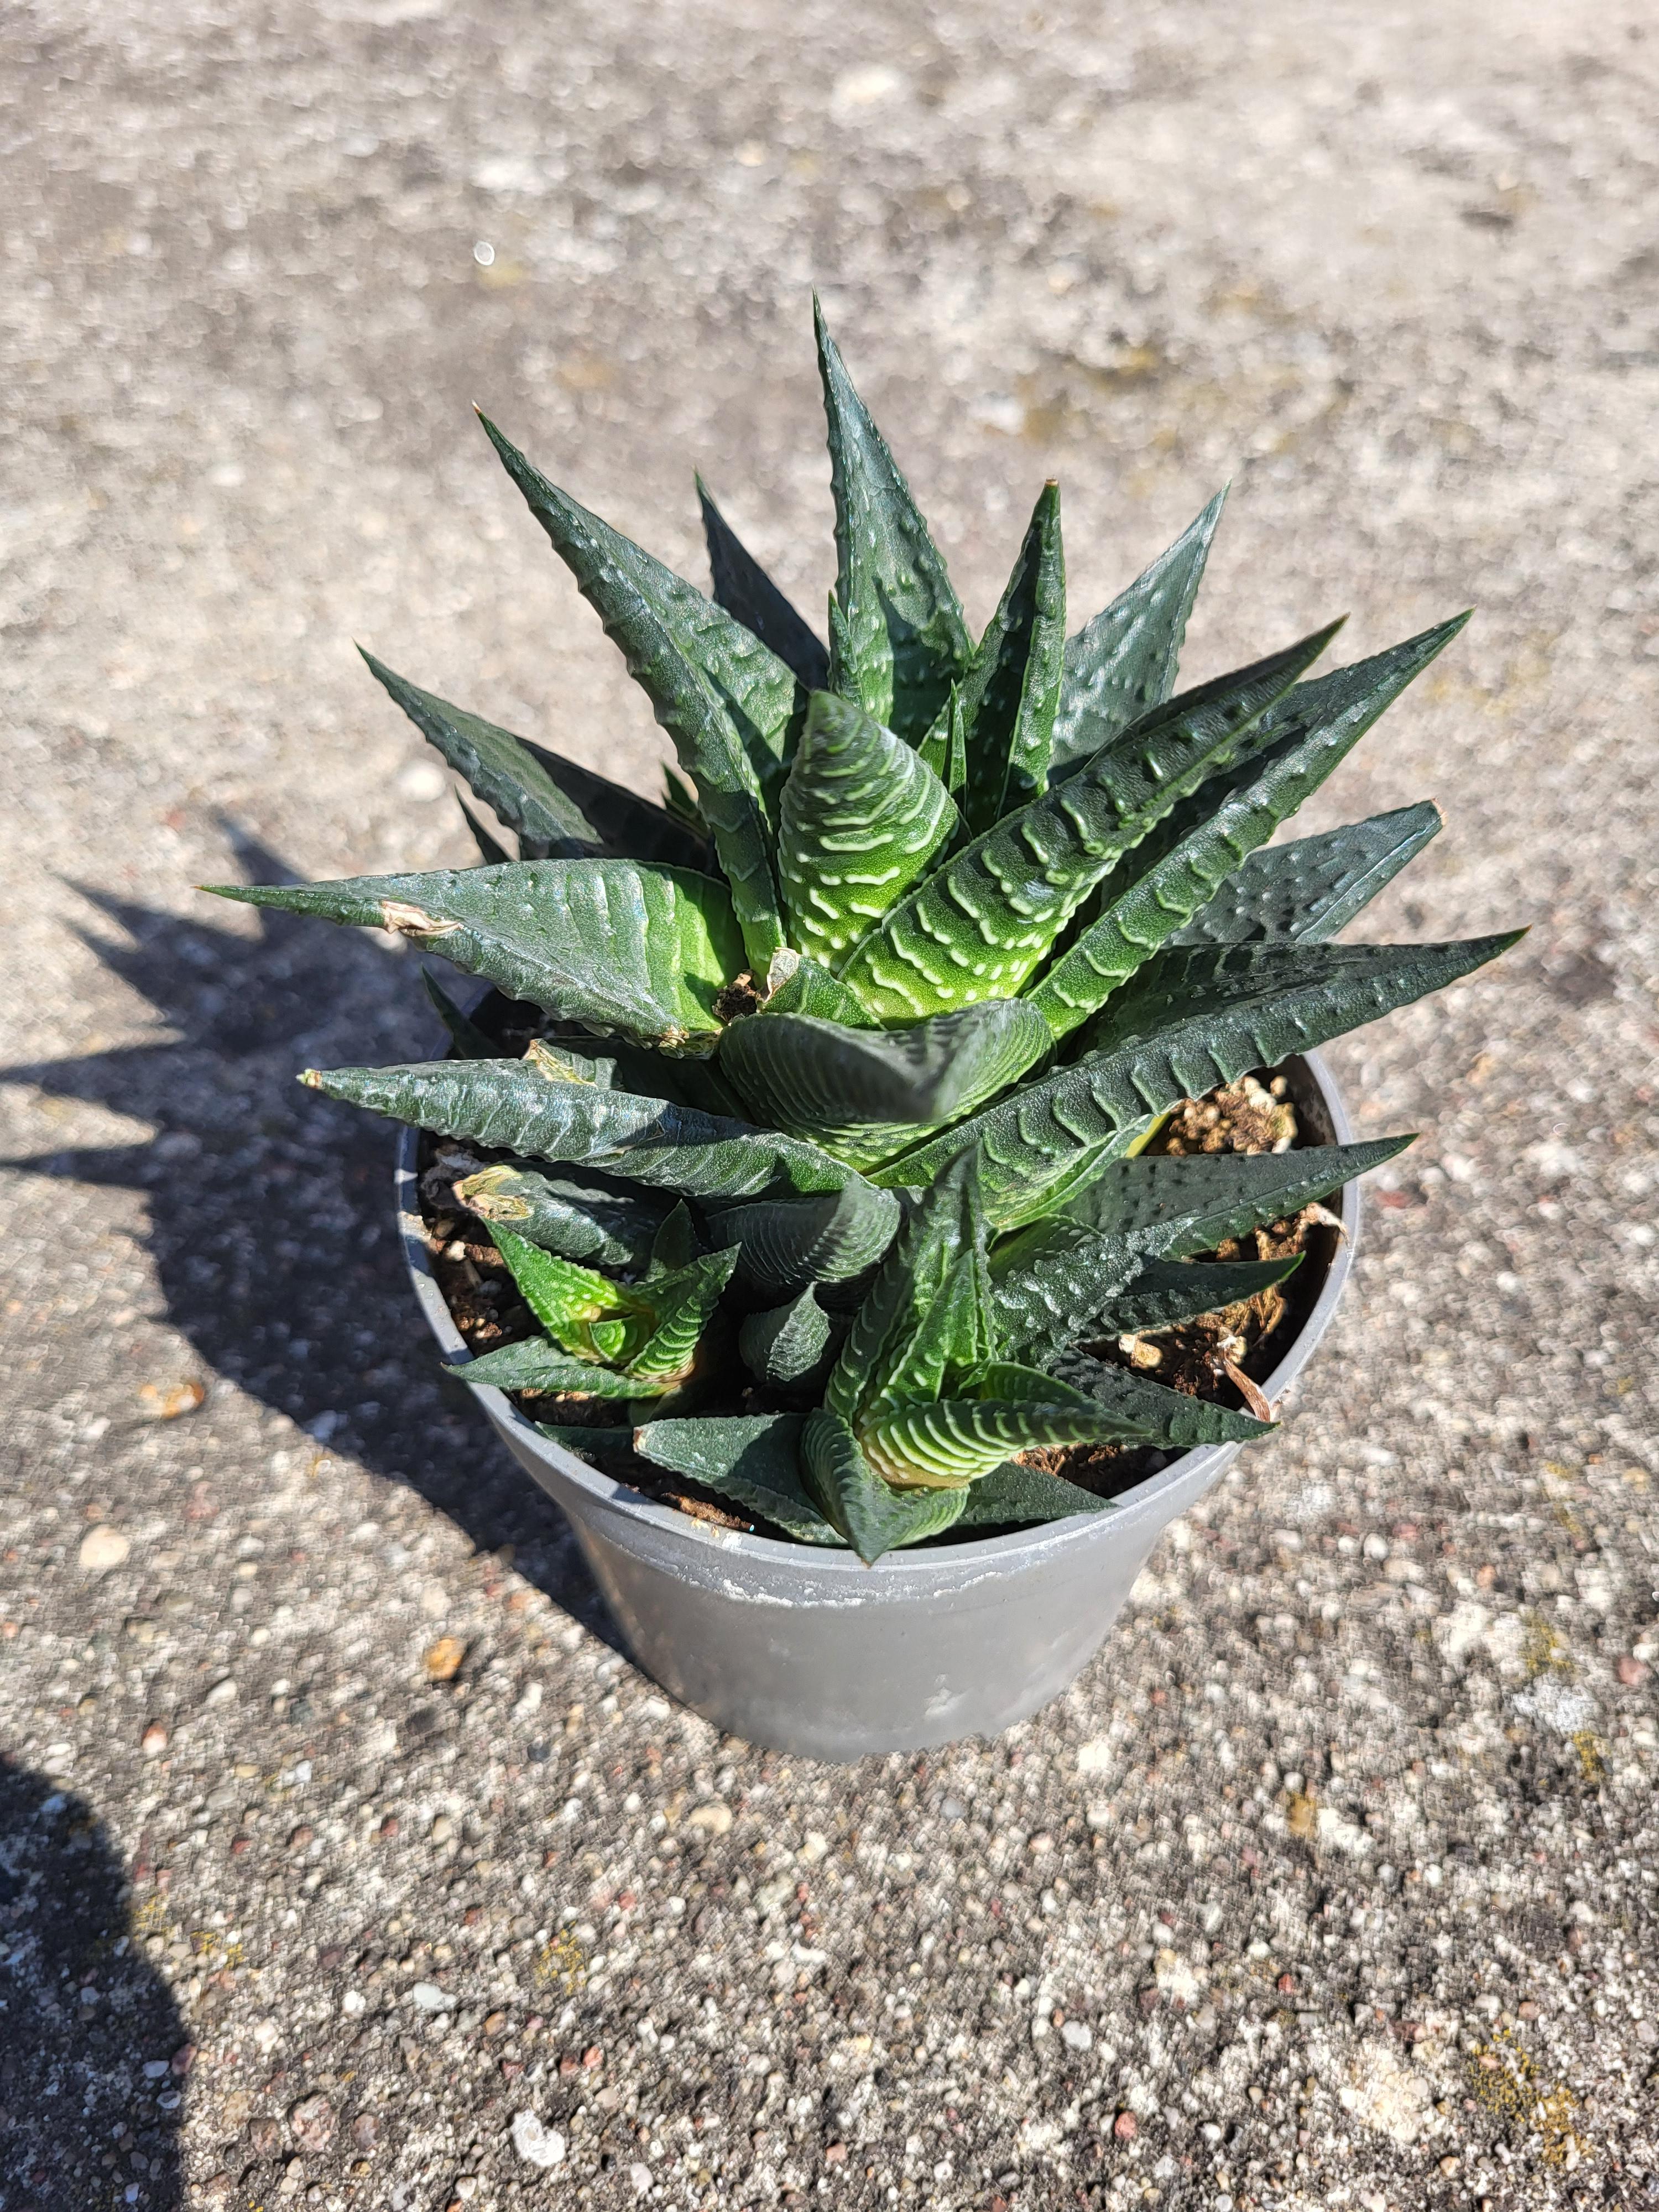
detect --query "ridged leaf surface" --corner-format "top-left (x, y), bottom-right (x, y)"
top-left (1048, 491), bottom-right (1225, 778)
top-left (718, 999), bottom-right (1050, 1165)
top-left (478, 412), bottom-right (795, 967)
top-left (776, 692), bottom-right (958, 967)
top-left (212, 860), bottom-right (743, 1051)
top-left (857, 1394), bottom-right (1139, 1489)
top-left (739, 1291), bottom-right (836, 1385)
top-left (300, 1058), bottom-right (876, 1203)
top-left (881, 932), bottom-right (1519, 1222)
top-left (958, 481), bottom-right (1066, 830)
top-left (1097, 1254), bottom-right (1302, 1338)
top-left (634, 1412), bottom-right (841, 1543)
top-left (800, 1405), bottom-right (968, 1561)
top-left (1029, 619), bottom-right (1467, 1039)
top-left (456, 1162), bottom-right (667, 1272)
top-left (992, 1139), bottom-right (1410, 1359)
top-left (816, 302), bottom-right (972, 743)
top-left (708, 1183), bottom-right (902, 1299)
top-left (451, 1340), bottom-right (662, 1396)
top-left (360, 653), bottom-right (600, 857)
top-left (1170, 802), bottom-right (1442, 948)
top-left (1046, 1348), bottom-right (1271, 1445)
top-left (837, 625), bottom-right (1340, 1020)
top-left (955, 1459), bottom-right (1114, 1526)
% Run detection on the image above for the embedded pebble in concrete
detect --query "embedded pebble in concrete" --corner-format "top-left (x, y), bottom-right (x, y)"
top-left (2, 3), bottom-right (1656, 2209)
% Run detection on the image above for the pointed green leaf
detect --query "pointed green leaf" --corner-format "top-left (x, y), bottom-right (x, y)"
top-left (991, 1140), bottom-right (1410, 1360)
top-left (491, 1225), bottom-right (648, 1365)
top-left (209, 859), bottom-right (743, 1051)
top-left (422, 968), bottom-right (500, 1060)
top-left (800, 1405), bottom-right (968, 1562)
top-left (458, 794), bottom-right (512, 867)
top-left (955, 1459), bottom-right (1115, 1526)
top-left (360, 651), bottom-right (602, 857)
top-left (857, 1394), bottom-right (1144, 1489)
top-left (647, 1201), bottom-right (700, 1277)
top-left (827, 1150), bottom-right (997, 1428)
top-left (300, 1057), bottom-right (877, 1204)
top-left (739, 1290), bottom-right (837, 1386)
top-left (633, 1412), bottom-right (842, 1544)
top-left (455, 1161), bottom-right (667, 1272)
top-left (816, 301), bottom-right (973, 743)
top-left (708, 1183), bottom-right (903, 1300)
top-left (450, 1340), bottom-right (659, 1396)
top-left (759, 948), bottom-right (878, 1027)
top-left (697, 478), bottom-right (830, 691)
top-left (776, 692), bottom-right (959, 968)
top-left (627, 1247), bottom-right (739, 1384)
top-left (1028, 620), bottom-right (1468, 1039)
top-left (717, 999), bottom-right (1051, 1166)
top-left (880, 932), bottom-right (1520, 1224)
top-left (837, 623), bottom-right (1341, 1020)
top-left (517, 739), bottom-right (710, 873)
top-left (1048, 490), bottom-right (1225, 779)
top-left (1097, 1254), bottom-right (1303, 1338)
top-left (958, 481), bottom-right (1066, 832)
top-left (534, 1422), bottom-right (638, 1464)
top-left (477, 411), bottom-right (793, 968)
top-left (1170, 803), bottom-right (1443, 948)
top-left (1045, 1349), bottom-right (1270, 1447)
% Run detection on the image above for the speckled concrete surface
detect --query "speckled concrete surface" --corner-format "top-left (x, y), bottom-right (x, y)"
top-left (3, 4), bottom-right (1658, 2209)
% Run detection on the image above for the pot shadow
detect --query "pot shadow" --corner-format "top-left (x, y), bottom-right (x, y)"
top-left (1, 823), bottom-right (623, 1653)
top-left (0, 1758), bottom-right (186, 2208)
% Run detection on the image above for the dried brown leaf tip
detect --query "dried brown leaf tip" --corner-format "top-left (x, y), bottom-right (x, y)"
top-left (1222, 1357), bottom-right (1274, 1424)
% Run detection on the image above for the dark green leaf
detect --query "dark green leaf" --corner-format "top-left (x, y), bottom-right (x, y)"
top-left (517, 739), bottom-right (710, 872)
top-left (534, 1422), bottom-right (638, 1464)
top-left (717, 999), bottom-right (1051, 1166)
top-left (776, 691), bottom-right (958, 968)
top-left (210, 859), bottom-right (743, 1051)
top-left (455, 1161), bottom-right (667, 1271)
top-left (490, 1225), bottom-right (650, 1364)
top-left (708, 1182), bottom-right (903, 1299)
top-left (300, 1057), bottom-right (878, 1204)
top-left (449, 1340), bottom-right (659, 1396)
top-left (955, 1459), bottom-right (1115, 1526)
top-left (628, 1248), bottom-right (740, 1384)
top-left (1096, 1254), bottom-right (1303, 1338)
top-left (837, 624), bottom-right (1341, 1020)
top-left (633, 1412), bottom-right (843, 1545)
top-left (992, 1140), bottom-right (1408, 1359)
top-left (958, 481), bottom-right (1066, 831)
top-left (477, 411), bottom-right (794, 968)
top-left (422, 968), bottom-right (500, 1060)
top-left (1045, 1348), bottom-right (1271, 1446)
top-left (816, 300), bottom-right (973, 744)
top-left (857, 1392), bottom-right (1144, 1488)
top-left (359, 650), bottom-right (601, 857)
top-left (739, 1290), bottom-right (837, 1385)
top-left (828, 1150), bottom-right (996, 1427)
top-left (800, 1405), bottom-right (968, 1563)
top-left (1169, 803), bottom-right (1443, 948)
top-left (881, 932), bottom-right (1519, 1224)
top-left (457, 794), bottom-right (512, 867)
top-left (697, 477), bottom-right (830, 691)
top-left (648, 1201), bottom-right (700, 1276)
top-left (1029, 619), bottom-right (1467, 1039)
top-left (759, 949), bottom-right (878, 1027)
top-left (1048, 490), bottom-right (1225, 778)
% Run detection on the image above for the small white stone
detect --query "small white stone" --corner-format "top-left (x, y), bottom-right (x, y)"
top-left (79, 1525), bottom-right (131, 1573)
top-left (686, 1801), bottom-right (732, 1835)
top-left (397, 759), bottom-right (448, 802)
top-left (342, 1990), bottom-right (367, 2017)
top-left (408, 1981), bottom-right (450, 2012)
top-left (510, 2112), bottom-right (567, 2169)
top-left (204, 1678), bottom-right (238, 1707)
top-left (1061, 2020), bottom-right (1093, 2052)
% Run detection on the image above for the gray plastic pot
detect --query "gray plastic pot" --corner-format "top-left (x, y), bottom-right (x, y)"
top-left (397, 1051), bottom-right (1358, 1760)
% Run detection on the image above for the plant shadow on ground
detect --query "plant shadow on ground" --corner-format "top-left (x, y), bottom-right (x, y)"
top-left (2, 824), bottom-right (624, 1654)
top-left (0, 1757), bottom-right (187, 2208)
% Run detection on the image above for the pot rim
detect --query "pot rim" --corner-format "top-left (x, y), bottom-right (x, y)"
top-left (395, 1050), bottom-right (1358, 1584)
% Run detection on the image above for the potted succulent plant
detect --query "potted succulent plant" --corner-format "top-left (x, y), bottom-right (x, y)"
top-left (208, 304), bottom-right (1519, 1757)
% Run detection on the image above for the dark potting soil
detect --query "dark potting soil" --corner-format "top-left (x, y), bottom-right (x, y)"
top-left (414, 1037), bottom-right (1343, 1545)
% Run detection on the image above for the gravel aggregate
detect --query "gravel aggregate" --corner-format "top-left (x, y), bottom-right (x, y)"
top-left (3, 3), bottom-right (1658, 2209)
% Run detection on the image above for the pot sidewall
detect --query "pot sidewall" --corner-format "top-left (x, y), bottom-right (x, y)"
top-left (397, 1052), bottom-right (1358, 1755)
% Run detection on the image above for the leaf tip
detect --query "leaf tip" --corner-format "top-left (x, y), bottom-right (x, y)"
top-left (298, 1068), bottom-right (324, 1090)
